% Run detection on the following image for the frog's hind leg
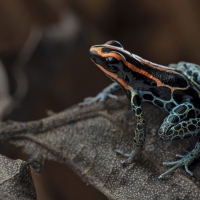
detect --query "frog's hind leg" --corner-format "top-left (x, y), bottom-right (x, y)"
top-left (158, 136), bottom-right (200, 179)
top-left (158, 102), bottom-right (200, 179)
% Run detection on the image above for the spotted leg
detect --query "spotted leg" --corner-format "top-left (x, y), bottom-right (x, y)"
top-left (158, 102), bottom-right (200, 179)
top-left (115, 89), bottom-right (146, 165)
top-left (79, 82), bottom-right (121, 105)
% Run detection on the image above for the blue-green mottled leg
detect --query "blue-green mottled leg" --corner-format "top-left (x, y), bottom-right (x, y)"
top-left (158, 138), bottom-right (200, 179)
top-left (159, 102), bottom-right (198, 140)
top-left (79, 82), bottom-right (120, 105)
top-left (115, 89), bottom-right (146, 165)
top-left (158, 102), bottom-right (200, 178)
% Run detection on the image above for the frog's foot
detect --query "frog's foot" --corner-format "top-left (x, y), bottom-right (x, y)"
top-left (79, 92), bottom-right (117, 106)
top-left (115, 148), bottom-right (141, 166)
top-left (158, 152), bottom-right (195, 179)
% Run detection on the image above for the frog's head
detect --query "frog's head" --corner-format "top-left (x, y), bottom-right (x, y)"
top-left (90, 40), bottom-right (125, 73)
top-left (90, 40), bottom-right (132, 90)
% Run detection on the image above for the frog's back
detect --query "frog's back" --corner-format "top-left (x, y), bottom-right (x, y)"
top-left (175, 62), bottom-right (200, 93)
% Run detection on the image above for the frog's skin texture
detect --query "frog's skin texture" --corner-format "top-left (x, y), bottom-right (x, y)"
top-left (83, 40), bottom-right (200, 179)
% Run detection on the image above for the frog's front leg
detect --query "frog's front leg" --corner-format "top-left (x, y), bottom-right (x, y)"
top-left (115, 89), bottom-right (146, 165)
top-left (79, 82), bottom-right (120, 105)
top-left (158, 102), bottom-right (200, 179)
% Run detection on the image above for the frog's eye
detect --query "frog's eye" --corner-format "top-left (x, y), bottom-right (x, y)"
top-left (105, 57), bottom-right (119, 72)
top-left (105, 57), bottom-right (118, 64)
top-left (106, 40), bottom-right (123, 49)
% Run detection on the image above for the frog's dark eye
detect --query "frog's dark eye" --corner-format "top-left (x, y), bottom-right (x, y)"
top-left (105, 57), bottom-right (118, 64)
top-left (105, 57), bottom-right (119, 72)
top-left (105, 40), bottom-right (123, 49)
top-left (106, 57), bottom-right (115, 63)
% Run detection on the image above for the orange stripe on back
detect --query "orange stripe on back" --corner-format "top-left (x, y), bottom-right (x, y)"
top-left (90, 45), bottom-right (188, 90)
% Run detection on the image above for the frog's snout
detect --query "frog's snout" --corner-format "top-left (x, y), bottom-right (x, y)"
top-left (89, 48), bottom-right (99, 64)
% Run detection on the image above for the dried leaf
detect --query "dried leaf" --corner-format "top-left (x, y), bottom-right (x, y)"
top-left (0, 96), bottom-right (200, 199)
top-left (0, 154), bottom-right (36, 200)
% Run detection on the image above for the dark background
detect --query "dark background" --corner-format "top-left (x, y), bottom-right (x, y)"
top-left (1, 0), bottom-right (200, 199)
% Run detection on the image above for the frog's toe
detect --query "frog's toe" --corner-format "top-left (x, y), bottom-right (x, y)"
top-left (115, 149), bottom-right (138, 166)
top-left (120, 158), bottom-right (132, 167)
top-left (107, 94), bottom-right (118, 99)
top-left (78, 96), bottom-right (96, 105)
top-left (79, 92), bottom-right (118, 105)
top-left (185, 165), bottom-right (193, 176)
top-left (115, 149), bottom-right (130, 157)
top-left (79, 94), bottom-right (104, 105)
top-left (162, 160), bottom-right (180, 166)
top-left (83, 97), bottom-right (94, 101)
top-left (175, 154), bottom-right (184, 158)
top-left (158, 153), bottom-right (195, 179)
top-left (98, 92), bottom-right (117, 101)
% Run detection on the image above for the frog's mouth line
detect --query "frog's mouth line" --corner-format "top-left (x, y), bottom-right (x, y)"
top-left (106, 74), bottom-right (115, 82)
top-left (96, 63), bottom-right (131, 90)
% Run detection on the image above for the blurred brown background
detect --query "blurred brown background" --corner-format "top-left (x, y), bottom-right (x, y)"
top-left (1, 0), bottom-right (200, 199)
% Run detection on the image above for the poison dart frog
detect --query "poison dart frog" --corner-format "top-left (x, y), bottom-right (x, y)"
top-left (80, 40), bottom-right (200, 179)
